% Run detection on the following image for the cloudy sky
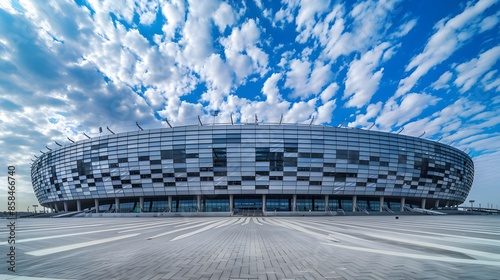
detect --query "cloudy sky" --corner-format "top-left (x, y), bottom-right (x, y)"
top-left (1, 0), bottom-right (499, 212)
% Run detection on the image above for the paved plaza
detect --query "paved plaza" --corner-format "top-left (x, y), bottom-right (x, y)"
top-left (1, 215), bottom-right (499, 279)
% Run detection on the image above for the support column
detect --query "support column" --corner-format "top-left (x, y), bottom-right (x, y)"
top-left (229, 194), bottom-right (233, 212)
top-left (445, 200), bottom-right (450, 207)
top-left (94, 199), bottom-right (99, 213)
top-left (435, 199), bottom-right (440, 209)
top-left (54, 203), bottom-right (60, 212)
top-left (63, 201), bottom-right (68, 212)
top-left (197, 195), bottom-right (201, 212)
top-left (352, 195), bottom-right (357, 212)
top-left (379, 196), bottom-right (384, 212)
top-left (400, 197), bottom-right (405, 212)
top-left (325, 195), bottom-right (329, 212)
top-left (115, 197), bottom-right (120, 213)
top-left (77, 200), bottom-right (82, 212)
top-left (168, 196), bottom-right (172, 212)
top-left (292, 194), bottom-right (297, 211)
top-left (139, 197), bottom-right (144, 212)
top-left (421, 198), bottom-right (427, 209)
top-left (262, 194), bottom-right (266, 212)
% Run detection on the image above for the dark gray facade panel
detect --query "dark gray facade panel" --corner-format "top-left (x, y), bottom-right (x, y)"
top-left (31, 125), bottom-right (474, 207)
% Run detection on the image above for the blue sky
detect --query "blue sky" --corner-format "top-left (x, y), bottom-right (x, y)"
top-left (0, 0), bottom-right (499, 211)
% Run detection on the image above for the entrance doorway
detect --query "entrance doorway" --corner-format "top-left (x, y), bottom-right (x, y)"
top-left (233, 197), bottom-right (262, 215)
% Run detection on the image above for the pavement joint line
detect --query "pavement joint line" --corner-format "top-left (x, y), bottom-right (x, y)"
top-left (7, 216), bottom-right (500, 279)
top-left (0, 223), bottom-right (105, 233)
top-left (313, 219), bottom-right (500, 246)
top-left (147, 219), bottom-right (223, 240)
top-left (284, 219), bottom-right (361, 243)
top-left (363, 232), bottom-right (500, 260)
top-left (169, 219), bottom-right (230, 241)
top-left (117, 220), bottom-right (195, 233)
top-left (242, 217), bottom-right (251, 226)
top-left (214, 218), bottom-right (240, 228)
top-left (26, 233), bottom-right (141, 256)
top-left (322, 242), bottom-right (500, 266)
top-left (0, 222), bottom-right (159, 245)
top-left (172, 218), bottom-right (215, 228)
top-left (253, 217), bottom-right (263, 225)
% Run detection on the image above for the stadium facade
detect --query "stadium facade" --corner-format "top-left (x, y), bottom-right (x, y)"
top-left (31, 124), bottom-right (474, 214)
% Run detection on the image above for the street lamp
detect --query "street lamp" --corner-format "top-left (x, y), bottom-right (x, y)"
top-left (469, 200), bottom-right (475, 210)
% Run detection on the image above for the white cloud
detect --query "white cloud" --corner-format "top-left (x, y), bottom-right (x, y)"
top-left (220, 19), bottom-right (268, 83)
top-left (343, 42), bottom-right (390, 108)
top-left (376, 93), bottom-right (441, 129)
top-left (392, 18), bottom-right (417, 38)
top-left (284, 58), bottom-right (311, 98)
top-left (479, 10), bottom-right (500, 32)
top-left (295, 0), bottom-right (330, 43)
top-left (312, 0), bottom-right (402, 62)
top-left (349, 101), bottom-right (382, 128)
top-left (0, 0), bottom-right (499, 211)
top-left (200, 54), bottom-right (233, 98)
top-left (160, 0), bottom-right (186, 39)
top-left (319, 83), bottom-right (339, 103)
top-left (284, 98), bottom-right (317, 123)
top-left (213, 2), bottom-right (236, 32)
top-left (314, 99), bottom-right (336, 124)
top-left (454, 46), bottom-right (500, 93)
top-left (430, 71), bottom-right (453, 90)
top-left (481, 70), bottom-right (500, 92)
top-left (262, 73), bottom-right (283, 104)
top-left (284, 59), bottom-right (332, 99)
top-left (396, 0), bottom-right (497, 97)
top-left (272, 0), bottom-right (299, 28)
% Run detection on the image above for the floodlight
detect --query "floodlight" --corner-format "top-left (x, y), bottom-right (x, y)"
top-left (136, 122), bottom-right (144, 131)
top-left (107, 126), bottom-right (115, 134)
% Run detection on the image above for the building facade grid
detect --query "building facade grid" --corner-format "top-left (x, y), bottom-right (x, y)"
top-left (31, 124), bottom-right (474, 213)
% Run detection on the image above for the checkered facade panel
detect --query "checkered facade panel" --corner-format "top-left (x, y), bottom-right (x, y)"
top-left (31, 125), bottom-right (474, 205)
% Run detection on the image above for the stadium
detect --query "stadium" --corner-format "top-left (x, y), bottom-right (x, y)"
top-left (31, 124), bottom-right (474, 214)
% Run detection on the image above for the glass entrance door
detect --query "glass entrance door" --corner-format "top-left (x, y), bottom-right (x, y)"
top-left (234, 197), bottom-right (262, 213)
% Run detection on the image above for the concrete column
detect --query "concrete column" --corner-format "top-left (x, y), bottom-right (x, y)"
top-left (54, 203), bottom-right (60, 212)
top-left (197, 195), bottom-right (201, 212)
top-left (139, 197), bottom-right (144, 212)
top-left (262, 194), bottom-right (266, 212)
top-left (77, 200), bottom-right (82, 212)
top-left (400, 197), bottom-right (405, 212)
top-left (114, 197), bottom-right (120, 213)
top-left (168, 196), bottom-right (172, 212)
top-left (379, 196), bottom-right (384, 212)
top-left (292, 194), bottom-right (297, 211)
top-left (94, 199), bottom-right (99, 213)
top-left (435, 199), bottom-right (440, 209)
top-left (63, 201), bottom-right (68, 212)
top-left (352, 195), bottom-right (357, 212)
top-left (325, 195), bottom-right (329, 212)
top-left (445, 200), bottom-right (450, 207)
top-left (421, 198), bottom-right (427, 209)
top-left (229, 194), bottom-right (233, 212)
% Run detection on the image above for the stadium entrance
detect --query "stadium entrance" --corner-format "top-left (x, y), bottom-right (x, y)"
top-left (234, 197), bottom-right (262, 215)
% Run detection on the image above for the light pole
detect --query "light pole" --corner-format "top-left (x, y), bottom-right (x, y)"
top-left (469, 200), bottom-right (475, 211)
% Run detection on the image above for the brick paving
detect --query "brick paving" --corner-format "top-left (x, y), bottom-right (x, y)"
top-left (1, 215), bottom-right (499, 279)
